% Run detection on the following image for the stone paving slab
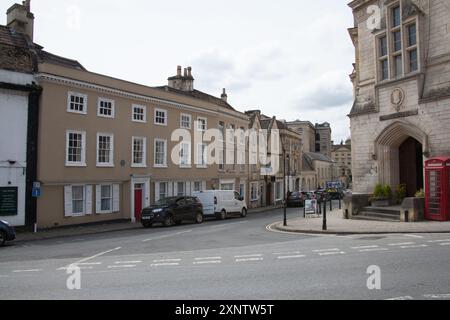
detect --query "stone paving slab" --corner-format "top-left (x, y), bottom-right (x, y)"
top-left (273, 208), bottom-right (450, 234)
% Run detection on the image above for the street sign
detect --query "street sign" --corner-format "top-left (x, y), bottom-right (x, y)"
top-left (304, 199), bottom-right (317, 214)
top-left (32, 187), bottom-right (41, 198)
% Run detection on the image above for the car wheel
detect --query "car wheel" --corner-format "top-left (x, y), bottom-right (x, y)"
top-left (0, 231), bottom-right (6, 247)
top-left (163, 215), bottom-right (174, 227)
top-left (142, 222), bottom-right (152, 228)
top-left (195, 212), bottom-right (204, 224)
top-left (241, 208), bottom-right (247, 218)
top-left (217, 210), bottom-right (227, 220)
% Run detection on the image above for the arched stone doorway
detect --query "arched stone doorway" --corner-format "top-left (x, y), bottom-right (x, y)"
top-left (375, 121), bottom-right (428, 196)
top-left (301, 178), bottom-right (306, 191)
top-left (295, 178), bottom-right (300, 192)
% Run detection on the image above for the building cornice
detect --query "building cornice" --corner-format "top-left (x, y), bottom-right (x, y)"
top-left (348, 0), bottom-right (375, 10)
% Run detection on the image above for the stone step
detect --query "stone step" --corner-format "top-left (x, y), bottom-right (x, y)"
top-left (361, 206), bottom-right (401, 216)
top-left (353, 213), bottom-right (400, 222)
top-left (356, 210), bottom-right (401, 222)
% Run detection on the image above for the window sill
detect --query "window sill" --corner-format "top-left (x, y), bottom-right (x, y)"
top-left (65, 163), bottom-right (87, 167)
top-left (131, 164), bottom-right (147, 168)
top-left (97, 164), bottom-right (114, 168)
top-left (154, 123), bottom-right (168, 127)
top-left (180, 165), bottom-right (192, 169)
top-left (67, 110), bottom-right (87, 115)
top-left (154, 165), bottom-right (168, 168)
top-left (196, 165), bottom-right (208, 169)
top-left (97, 114), bottom-right (115, 119)
top-left (132, 119), bottom-right (147, 124)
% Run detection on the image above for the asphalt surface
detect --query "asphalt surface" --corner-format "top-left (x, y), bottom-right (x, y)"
top-left (1, 204), bottom-right (450, 300)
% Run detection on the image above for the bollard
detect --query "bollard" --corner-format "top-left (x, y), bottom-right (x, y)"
top-left (303, 205), bottom-right (306, 218)
top-left (330, 197), bottom-right (332, 211)
top-left (405, 210), bottom-right (409, 223)
top-left (322, 201), bottom-right (327, 230)
top-left (339, 195), bottom-right (342, 210)
top-left (318, 200), bottom-right (322, 215)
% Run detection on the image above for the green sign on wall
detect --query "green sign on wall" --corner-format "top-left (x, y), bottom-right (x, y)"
top-left (0, 187), bottom-right (18, 216)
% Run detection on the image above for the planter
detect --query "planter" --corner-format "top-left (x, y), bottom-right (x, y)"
top-left (371, 199), bottom-right (390, 207)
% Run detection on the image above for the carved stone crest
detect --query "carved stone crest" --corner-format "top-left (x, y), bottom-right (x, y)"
top-left (391, 88), bottom-right (405, 112)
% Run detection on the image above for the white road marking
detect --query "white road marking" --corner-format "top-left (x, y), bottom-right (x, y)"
top-left (318, 251), bottom-right (345, 256)
top-left (193, 260), bottom-right (222, 265)
top-left (153, 259), bottom-right (182, 263)
top-left (351, 245), bottom-right (379, 250)
top-left (235, 258), bottom-right (264, 262)
top-left (142, 230), bottom-right (192, 242)
top-left (359, 248), bottom-right (389, 252)
top-left (400, 244), bottom-right (428, 249)
top-left (272, 251), bottom-right (301, 255)
top-left (423, 294), bottom-right (450, 299)
top-left (386, 296), bottom-right (414, 300)
top-left (388, 242), bottom-right (415, 246)
top-left (277, 255), bottom-right (306, 260)
top-left (114, 261), bottom-right (142, 264)
top-left (150, 263), bottom-right (180, 267)
top-left (0, 275), bottom-right (9, 278)
top-left (194, 257), bottom-right (222, 261)
top-left (402, 234), bottom-right (424, 239)
top-left (77, 262), bottom-right (102, 266)
top-left (69, 247), bottom-right (121, 267)
top-left (439, 243), bottom-right (450, 246)
top-left (313, 248), bottom-right (340, 253)
top-left (428, 239), bottom-right (450, 243)
top-left (107, 265), bottom-right (136, 269)
top-left (234, 254), bottom-right (263, 258)
top-left (12, 269), bottom-right (42, 273)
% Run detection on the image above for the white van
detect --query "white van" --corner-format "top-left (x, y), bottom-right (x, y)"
top-left (193, 190), bottom-right (247, 220)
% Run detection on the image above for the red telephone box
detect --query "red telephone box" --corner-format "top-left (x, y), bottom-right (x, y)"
top-left (425, 157), bottom-right (450, 221)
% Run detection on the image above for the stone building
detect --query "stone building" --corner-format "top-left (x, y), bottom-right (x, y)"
top-left (331, 139), bottom-right (352, 188)
top-left (348, 0), bottom-right (450, 199)
top-left (314, 122), bottom-right (332, 158)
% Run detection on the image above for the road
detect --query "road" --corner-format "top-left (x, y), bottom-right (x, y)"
top-left (1, 204), bottom-right (450, 300)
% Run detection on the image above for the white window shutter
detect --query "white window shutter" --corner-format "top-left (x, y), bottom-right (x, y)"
top-left (173, 182), bottom-right (178, 196)
top-left (96, 185), bottom-right (101, 213)
top-left (113, 184), bottom-right (120, 212)
top-left (155, 182), bottom-right (160, 202)
top-left (187, 182), bottom-right (192, 196)
top-left (85, 185), bottom-right (93, 215)
top-left (64, 186), bottom-right (73, 217)
top-left (168, 182), bottom-right (173, 197)
top-left (202, 181), bottom-right (207, 191)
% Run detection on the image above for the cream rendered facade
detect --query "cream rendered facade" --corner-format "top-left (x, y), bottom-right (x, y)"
top-left (35, 63), bottom-right (249, 228)
top-left (348, 0), bottom-right (450, 197)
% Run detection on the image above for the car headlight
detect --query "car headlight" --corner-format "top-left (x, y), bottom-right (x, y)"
top-left (153, 208), bottom-right (163, 213)
top-left (1, 220), bottom-right (10, 226)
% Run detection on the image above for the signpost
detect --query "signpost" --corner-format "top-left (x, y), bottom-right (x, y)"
top-left (304, 199), bottom-right (317, 216)
top-left (0, 187), bottom-right (18, 216)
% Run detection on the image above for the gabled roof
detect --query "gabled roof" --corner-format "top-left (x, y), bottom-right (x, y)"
top-left (332, 144), bottom-right (351, 152)
top-left (0, 25), bottom-right (86, 73)
top-left (304, 152), bottom-right (333, 163)
top-left (36, 50), bottom-right (86, 71)
top-left (302, 154), bottom-right (314, 172)
top-left (154, 86), bottom-right (235, 111)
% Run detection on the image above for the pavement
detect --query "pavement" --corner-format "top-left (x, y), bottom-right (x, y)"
top-left (13, 205), bottom-right (283, 242)
top-left (272, 202), bottom-right (450, 234)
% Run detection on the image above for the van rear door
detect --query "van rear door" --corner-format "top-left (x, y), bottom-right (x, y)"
top-left (193, 191), bottom-right (215, 216)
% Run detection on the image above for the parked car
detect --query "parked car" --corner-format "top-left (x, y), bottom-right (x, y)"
top-left (140, 196), bottom-right (204, 228)
top-left (326, 188), bottom-right (344, 200)
top-left (0, 220), bottom-right (16, 247)
top-left (193, 190), bottom-right (247, 220)
top-left (314, 190), bottom-right (331, 202)
top-left (287, 191), bottom-right (307, 207)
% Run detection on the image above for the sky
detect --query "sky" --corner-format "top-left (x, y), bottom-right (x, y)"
top-left (1, 0), bottom-right (355, 143)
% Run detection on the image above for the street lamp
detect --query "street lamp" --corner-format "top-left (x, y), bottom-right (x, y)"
top-left (283, 151), bottom-right (290, 227)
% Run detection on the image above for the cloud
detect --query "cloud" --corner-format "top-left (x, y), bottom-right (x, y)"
top-left (294, 84), bottom-right (353, 111)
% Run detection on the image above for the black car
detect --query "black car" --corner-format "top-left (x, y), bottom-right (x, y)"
top-left (141, 196), bottom-right (204, 228)
top-left (287, 191), bottom-right (307, 207)
top-left (0, 220), bottom-right (16, 247)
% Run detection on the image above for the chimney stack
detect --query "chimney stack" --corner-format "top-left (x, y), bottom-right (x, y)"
top-left (168, 65), bottom-right (194, 92)
top-left (221, 88), bottom-right (228, 102)
top-left (6, 0), bottom-right (34, 40)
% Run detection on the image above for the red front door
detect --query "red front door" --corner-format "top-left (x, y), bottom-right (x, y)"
top-left (134, 189), bottom-right (143, 221)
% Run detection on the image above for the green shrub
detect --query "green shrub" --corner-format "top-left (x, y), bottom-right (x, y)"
top-left (395, 184), bottom-right (407, 204)
top-left (373, 183), bottom-right (384, 198)
top-left (382, 185), bottom-right (392, 199)
top-left (415, 189), bottom-right (425, 198)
